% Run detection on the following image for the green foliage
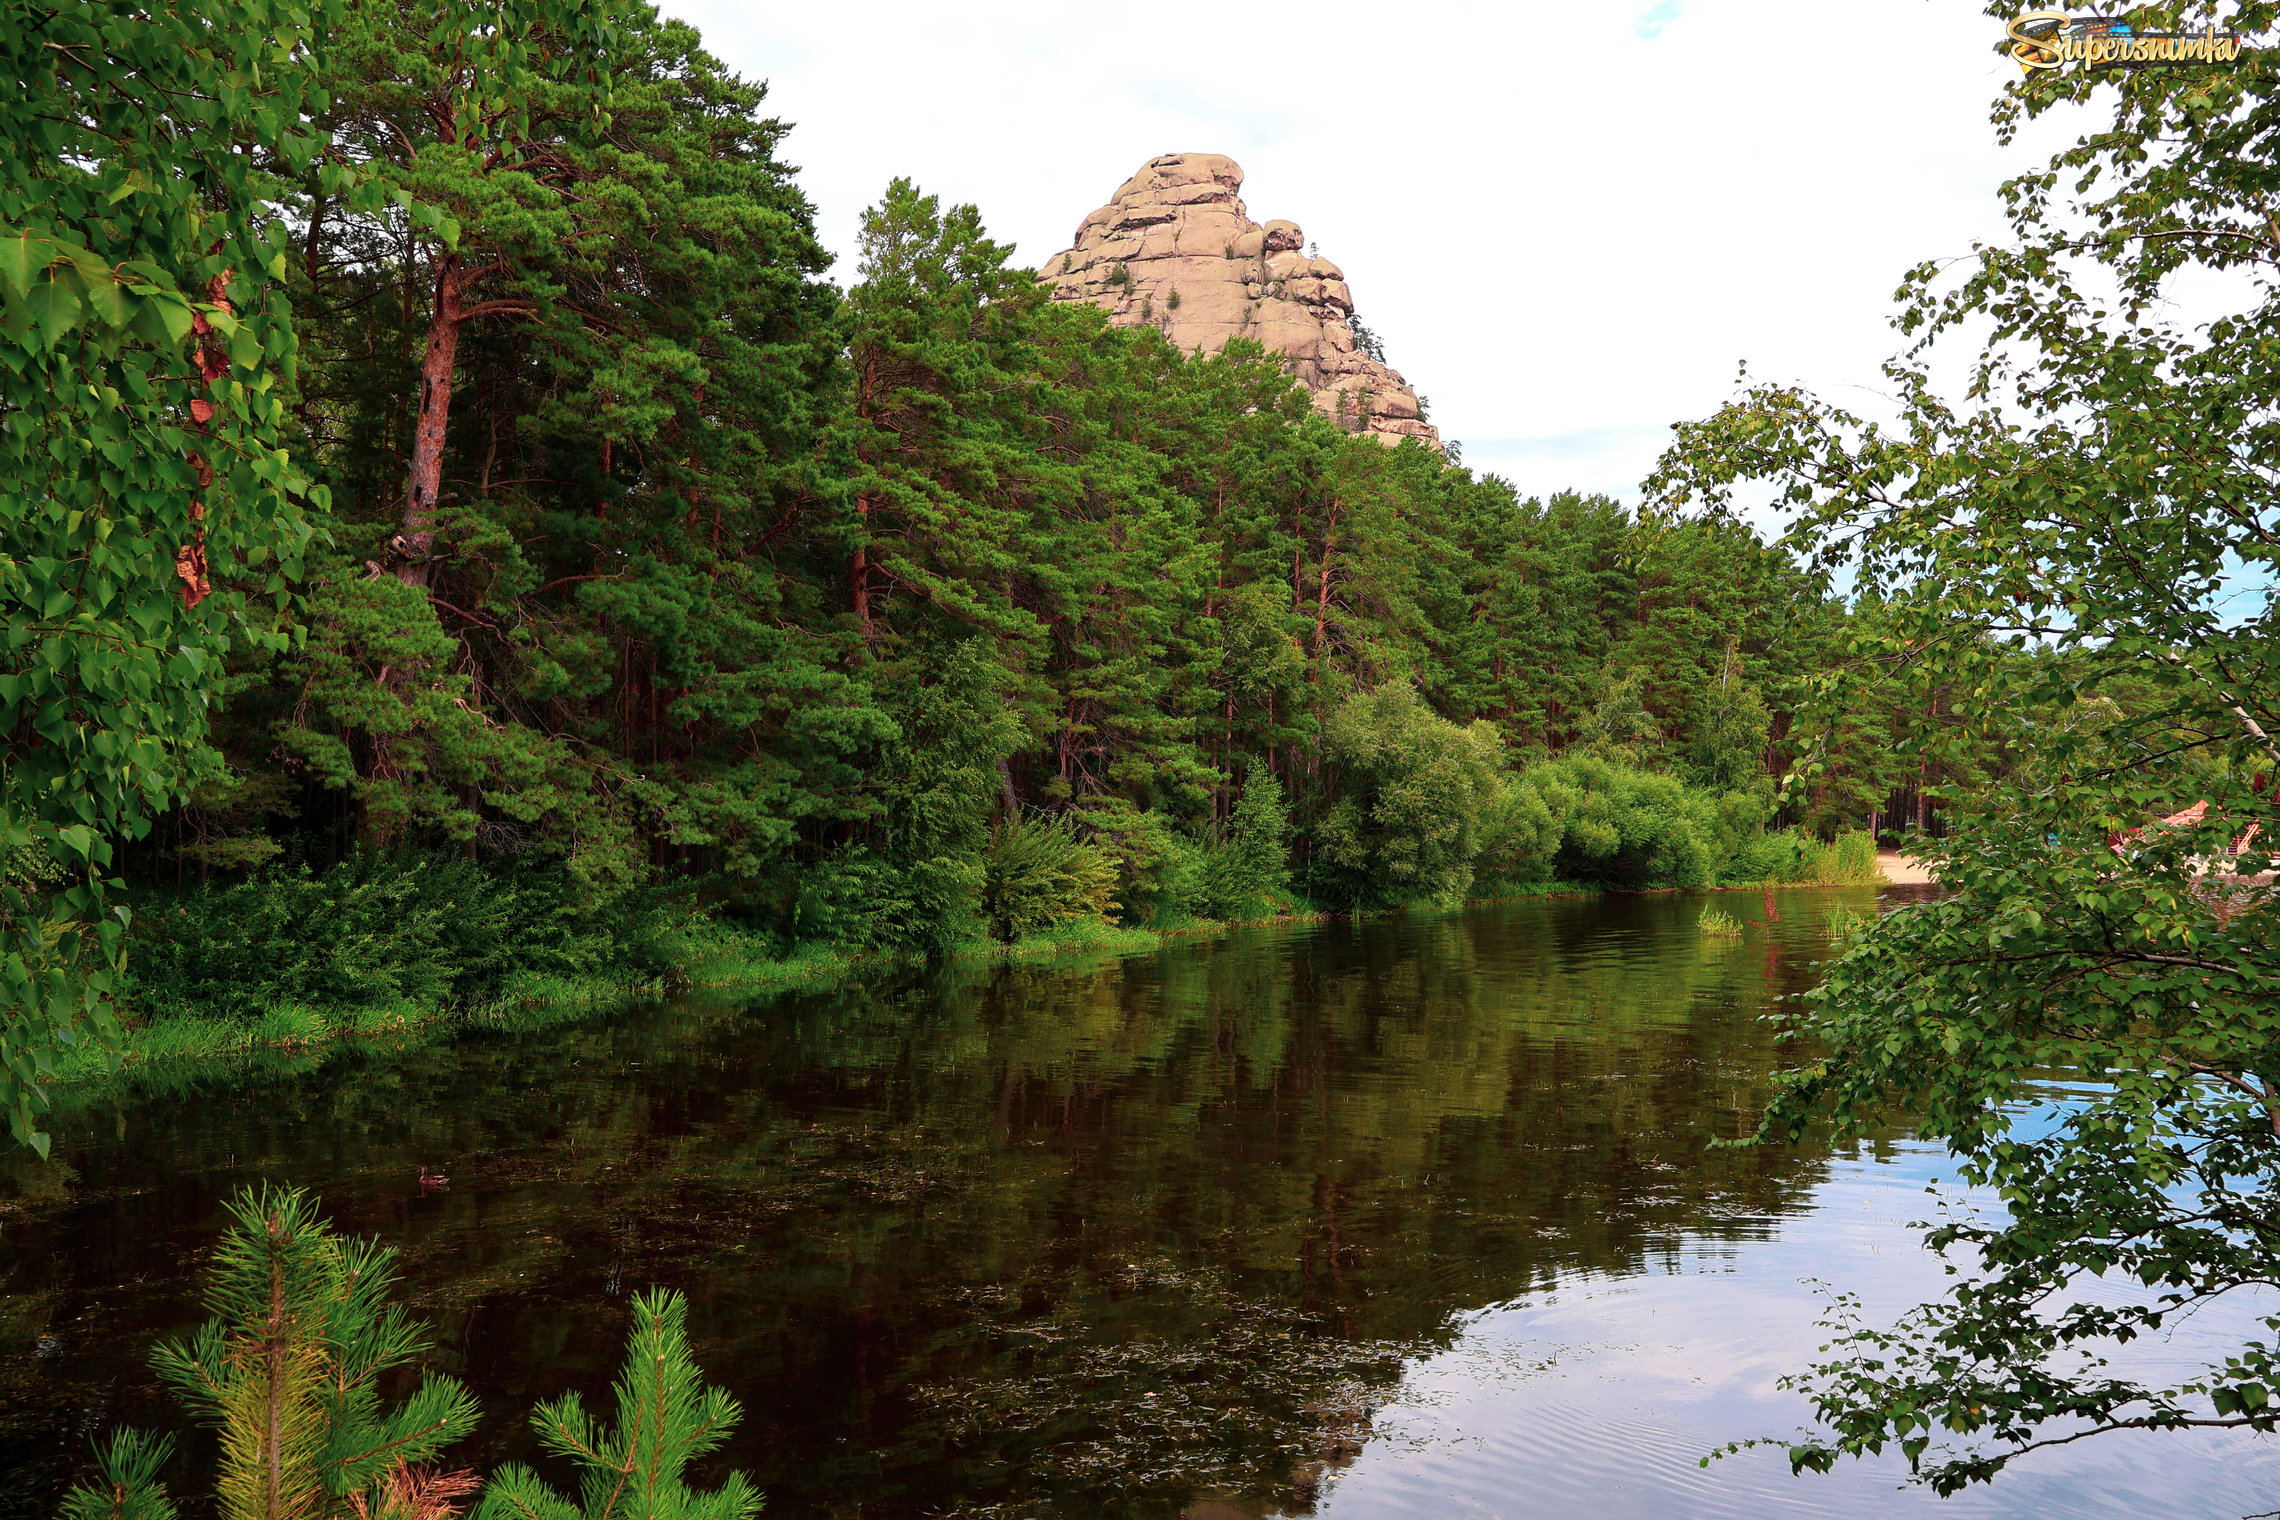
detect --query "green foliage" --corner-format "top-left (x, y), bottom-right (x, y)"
top-left (120, 1184), bottom-right (481, 1518)
top-left (1581, 666), bottom-right (1661, 764)
top-left (15, 0), bottom-right (1956, 1148)
top-left (981, 813), bottom-right (1119, 943)
top-left (831, 642), bottom-right (1027, 956)
top-left (1198, 770), bottom-right (1293, 919)
top-left (1697, 907), bottom-right (1742, 938)
top-left (1685, 639), bottom-right (1772, 793)
top-left (63, 1187), bottom-right (762, 1518)
top-left (126, 854), bottom-right (638, 1022)
top-left (1796, 831), bottom-right (1880, 886)
top-left (58, 1430), bottom-right (178, 1520)
top-left (1313, 686), bottom-right (1505, 909)
top-left (1655, 1), bottom-right (2280, 1491)
top-left (1722, 828), bottom-right (1809, 884)
top-left (1522, 755), bottom-right (1724, 890)
top-left (0, 0), bottom-right (340, 1154)
top-left (478, 1288), bottom-right (763, 1520)
top-left (1471, 777), bottom-right (1562, 893)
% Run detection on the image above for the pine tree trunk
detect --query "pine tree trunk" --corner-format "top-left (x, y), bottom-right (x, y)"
top-left (398, 255), bottom-right (465, 588)
top-left (851, 495), bottom-right (872, 640)
top-left (1312, 500), bottom-right (1342, 657)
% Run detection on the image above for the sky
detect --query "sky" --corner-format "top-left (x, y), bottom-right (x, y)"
top-left (656, 0), bottom-right (2093, 501)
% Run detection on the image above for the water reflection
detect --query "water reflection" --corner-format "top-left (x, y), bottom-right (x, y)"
top-left (4, 888), bottom-right (2265, 1516)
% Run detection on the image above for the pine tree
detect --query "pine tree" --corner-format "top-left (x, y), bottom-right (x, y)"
top-left (57, 1431), bottom-right (178, 1520)
top-left (476, 1289), bottom-right (762, 1520)
top-left (72, 1184), bottom-right (480, 1520)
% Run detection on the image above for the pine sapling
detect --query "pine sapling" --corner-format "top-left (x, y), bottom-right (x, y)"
top-left (477, 1288), bottom-right (762, 1520)
top-left (57, 1430), bottom-right (179, 1520)
top-left (133, 1184), bottom-right (480, 1520)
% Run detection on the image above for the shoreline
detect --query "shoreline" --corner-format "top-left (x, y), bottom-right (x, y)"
top-left (37, 878), bottom-right (1891, 1106)
top-left (36, 908), bottom-right (1332, 1099)
top-left (1876, 851), bottom-right (1937, 885)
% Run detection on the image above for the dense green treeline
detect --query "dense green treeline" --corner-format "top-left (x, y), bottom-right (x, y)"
top-left (137, 8), bottom-right (1879, 942)
top-left (7, 0), bottom-right (1934, 1100)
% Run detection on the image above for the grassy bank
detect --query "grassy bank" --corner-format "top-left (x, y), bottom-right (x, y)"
top-left (44, 840), bottom-right (1883, 1106)
top-left (41, 907), bottom-right (1334, 1097)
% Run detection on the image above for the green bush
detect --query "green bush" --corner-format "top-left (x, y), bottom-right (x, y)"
top-left (790, 847), bottom-right (935, 953)
top-left (1515, 755), bottom-right (1797, 890)
top-left (1313, 685), bottom-right (1506, 909)
top-left (125, 854), bottom-right (636, 1023)
top-left (1798, 829), bottom-right (1882, 884)
top-left (1522, 754), bottom-right (1723, 889)
top-left (1195, 771), bottom-right (1294, 920)
top-left (1473, 777), bottom-right (1562, 892)
top-left (1069, 802), bottom-right (1202, 926)
top-left (1727, 828), bottom-right (1812, 883)
top-left (981, 813), bottom-right (1120, 942)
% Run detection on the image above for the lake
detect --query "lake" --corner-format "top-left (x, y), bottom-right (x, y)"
top-left (4, 888), bottom-right (2275, 1517)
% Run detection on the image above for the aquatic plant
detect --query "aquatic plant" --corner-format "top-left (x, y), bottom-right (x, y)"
top-left (1697, 908), bottom-right (1744, 938)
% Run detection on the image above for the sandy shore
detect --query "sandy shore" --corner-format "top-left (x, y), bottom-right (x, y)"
top-left (1877, 852), bottom-right (1937, 885)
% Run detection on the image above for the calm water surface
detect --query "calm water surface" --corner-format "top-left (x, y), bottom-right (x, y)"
top-left (3, 889), bottom-right (2275, 1517)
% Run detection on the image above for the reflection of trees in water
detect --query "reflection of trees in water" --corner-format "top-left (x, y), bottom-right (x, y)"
top-left (907, 1260), bottom-right (1410, 1519)
top-left (0, 890), bottom-right (1871, 1519)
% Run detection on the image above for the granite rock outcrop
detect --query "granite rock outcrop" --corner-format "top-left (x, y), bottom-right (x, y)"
top-left (1038, 153), bottom-right (1438, 448)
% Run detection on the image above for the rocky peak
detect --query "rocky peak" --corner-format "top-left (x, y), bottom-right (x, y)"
top-left (1039, 153), bottom-right (1439, 449)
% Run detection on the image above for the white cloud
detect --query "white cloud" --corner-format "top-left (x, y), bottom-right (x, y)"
top-left (659, 0), bottom-right (2096, 503)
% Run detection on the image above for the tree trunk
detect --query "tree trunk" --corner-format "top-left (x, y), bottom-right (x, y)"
top-left (397, 255), bottom-right (465, 588)
top-left (1312, 500), bottom-right (1342, 658)
top-left (851, 495), bottom-right (872, 641)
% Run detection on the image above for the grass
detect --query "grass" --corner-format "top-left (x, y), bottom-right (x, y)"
top-left (43, 922), bottom-right (883, 1098)
top-left (984, 920), bottom-right (1165, 961)
top-left (37, 856), bottom-right (1880, 1109)
top-left (39, 907), bottom-right (1330, 1099)
top-left (1792, 831), bottom-right (1885, 886)
top-left (1468, 879), bottom-right (1605, 902)
top-left (1712, 830), bottom-right (1887, 890)
top-left (1698, 907), bottom-right (1745, 938)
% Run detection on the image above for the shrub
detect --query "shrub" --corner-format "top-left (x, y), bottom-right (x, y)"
top-left (1473, 777), bottom-right (1561, 892)
top-left (1313, 685), bottom-right (1505, 909)
top-left (125, 853), bottom-right (633, 1022)
top-left (1799, 830), bottom-right (1882, 884)
top-left (1727, 828), bottom-right (1812, 883)
top-left (1522, 754), bottom-right (1721, 889)
top-left (1196, 771), bottom-right (1293, 919)
top-left (981, 813), bottom-right (1120, 942)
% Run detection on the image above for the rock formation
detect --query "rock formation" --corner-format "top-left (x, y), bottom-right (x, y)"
top-left (1039, 153), bottom-right (1439, 449)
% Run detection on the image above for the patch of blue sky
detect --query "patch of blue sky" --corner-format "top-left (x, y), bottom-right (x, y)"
top-left (1634, 0), bottom-right (1682, 41)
